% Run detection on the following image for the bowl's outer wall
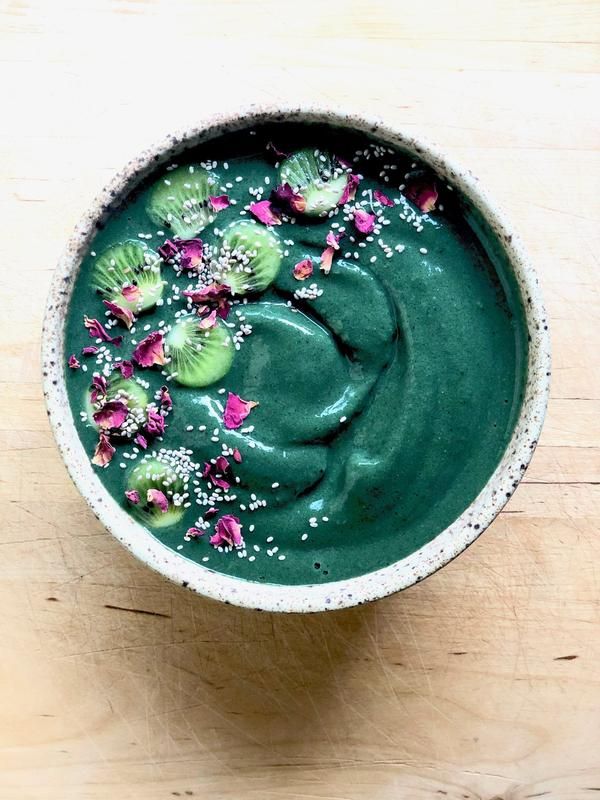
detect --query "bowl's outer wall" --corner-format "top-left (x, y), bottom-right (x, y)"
top-left (42, 107), bottom-right (551, 612)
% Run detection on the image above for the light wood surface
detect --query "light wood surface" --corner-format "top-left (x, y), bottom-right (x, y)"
top-left (1, 1), bottom-right (599, 798)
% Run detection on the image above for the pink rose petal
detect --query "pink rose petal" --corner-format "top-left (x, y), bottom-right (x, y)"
top-left (320, 246), bottom-right (335, 275)
top-left (68, 354), bottom-right (80, 369)
top-left (215, 455), bottom-right (230, 473)
top-left (223, 392), bottom-right (258, 430)
top-left (114, 360), bottom-right (134, 379)
top-left (103, 299), bottom-right (135, 330)
top-left (132, 331), bottom-right (166, 367)
top-left (93, 399), bottom-right (129, 430)
top-left (84, 315), bottom-right (123, 346)
top-left (177, 239), bottom-right (204, 271)
top-left (249, 200), bottom-right (282, 226)
top-left (158, 385), bottom-right (172, 410)
top-left (147, 488), bottom-right (168, 513)
top-left (374, 189), bottom-right (394, 207)
top-left (405, 180), bottom-right (438, 213)
top-left (209, 194), bottom-right (230, 212)
top-left (338, 173), bottom-right (360, 206)
top-left (122, 284), bottom-right (142, 304)
top-left (186, 527), bottom-right (204, 538)
top-left (232, 448), bottom-right (242, 463)
top-left (183, 283), bottom-right (231, 304)
top-left (209, 514), bottom-right (244, 549)
top-left (82, 346), bottom-right (99, 356)
top-left (326, 231), bottom-right (343, 250)
top-left (145, 408), bottom-right (165, 436)
top-left (91, 432), bottom-right (115, 467)
top-left (90, 374), bottom-right (107, 405)
top-left (211, 475), bottom-right (230, 491)
top-left (270, 183), bottom-right (306, 215)
top-left (204, 506), bottom-right (219, 519)
top-left (335, 155), bottom-right (352, 170)
top-left (353, 209), bottom-right (376, 234)
top-left (198, 309), bottom-right (218, 330)
top-left (202, 462), bottom-right (212, 479)
top-left (158, 239), bottom-right (179, 261)
top-left (293, 259), bottom-right (313, 281)
top-left (134, 433), bottom-right (148, 449)
top-left (125, 490), bottom-right (140, 505)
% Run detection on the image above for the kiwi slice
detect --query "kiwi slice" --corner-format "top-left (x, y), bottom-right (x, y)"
top-left (85, 374), bottom-right (149, 436)
top-left (164, 315), bottom-right (234, 388)
top-left (91, 241), bottom-right (164, 312)
top-left (218, 221), bottom-right (282, 295)
top-left (125, 457), bottom-right (185, 529)
top-left (279, 149), bottom-right (347, 216)
top-left (146, 165), bottom-right (218, 238)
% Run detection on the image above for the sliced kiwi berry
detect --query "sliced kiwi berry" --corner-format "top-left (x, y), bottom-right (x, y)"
top-left (146, 165), bottom-right (218, 238)
top-left (217, 221), bottom-right (282, 295)
top-left (125, 457), bottom-right (185, 529)
top-left (279, 149), bottom-right (347, 216)
top-left (164, 315), bottom-right (234, 388)
top-left (91, 241), bottom-right (164, 312)
top-left (85, 374), bottom-right (149, 436)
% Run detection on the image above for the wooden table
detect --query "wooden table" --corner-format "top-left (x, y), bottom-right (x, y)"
top-left (1, 1), bottom-right (599, 797)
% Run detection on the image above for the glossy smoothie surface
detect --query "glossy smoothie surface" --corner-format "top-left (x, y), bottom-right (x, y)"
top-left (65, 123), bottom-right (527, 585)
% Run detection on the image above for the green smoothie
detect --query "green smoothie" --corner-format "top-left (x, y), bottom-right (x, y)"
top-left (64, 122), bottom-right (527, 585)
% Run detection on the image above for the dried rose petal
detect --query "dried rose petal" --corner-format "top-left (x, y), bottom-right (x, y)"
top-left (186, 527), bottom-right (204, 538)
top-left (293, 259), bottom-right (313, 281)
top-left (270, 183), bottom-right (306, 215)
top-left (374, 189), bottom-right (394, 207)
top-left (90, 374), bottom-right (107, 404)
top-left (145, 408), bottom-right (165, 436)
top-left (335, 154), bottom-right (352, 170)
top-left (249, 200), bottom-right (282, 226)
top-left (223, 392), bottom-right (258, 430)
top-left (211, 475), bottom-right (230, 491)
top-left (84, 315), bottom-right (122, 346)
top-left (121, 284), bottom-right (142, 303)
top-left (103, 299), bottom-right (135, 330)
top-left (266, 141), bottom-right (289, 160)
top-left (201, 462), bottom-right (212, 479)
top-left (113, 360), bottom-right (134, 379)
top-left (198, 309), bottom-right (218, 330)
top-left (209, 514), bottom-right (244, 549)
top-left (353, 209), bottom-right (376, 234)
top-left (132, 331), bottom-right (166, 367)
top-left (338, 173), bottom-right (360, 206)
top-left (232, 448), bottom-right (242, 464)
top-left (134, 433), bottom-right (148, 450)
top-left (405, 180), bottom-right (438, 213)
top-left (158, 385), bottom-right (172, 410)
top-left (81, 346), bottom-right (99, 356)
top-left (183, 283), bottom-right (231, 304)
top-left (326, 231), bottom-right (343, 250)
top-left (177, 239), bottom-right (204, 271)
top-left (91, 432), bottom-right (115, 467)
top-left (68, 354), bottom-right (80, 369)
top-left (215, 455), bottom-right (230, 473)
top-left (320, 247), bottom-right (335, 275)
top-left (204, 506), bottom-right (219, 519)
top-left (125, 490), bottom-right (140, 505)
top-left (209, 194), bottom-right (230, 212)
top-left (158, 239), bottom-right (179, 261)
top-left (93, 399), bottom-right (128, 430)
top-left (147, 488), bottom-right (168, 513)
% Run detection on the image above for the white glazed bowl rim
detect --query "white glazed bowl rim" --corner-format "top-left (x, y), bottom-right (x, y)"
top-left (42, 106), bottom-right (551, 613)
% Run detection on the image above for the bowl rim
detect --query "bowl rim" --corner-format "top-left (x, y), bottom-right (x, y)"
top-left (42, 105), bottom-right (551, 613)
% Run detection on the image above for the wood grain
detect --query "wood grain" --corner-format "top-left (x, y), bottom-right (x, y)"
top-left (1, 1), bottom-right (599, 798)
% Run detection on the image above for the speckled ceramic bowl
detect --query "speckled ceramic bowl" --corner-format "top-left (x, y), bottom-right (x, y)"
top-left (42, 106), bottom-right (551, 612)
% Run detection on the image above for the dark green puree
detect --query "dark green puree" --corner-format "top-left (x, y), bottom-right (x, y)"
top-left (65, 123), bottom-right (527, 586)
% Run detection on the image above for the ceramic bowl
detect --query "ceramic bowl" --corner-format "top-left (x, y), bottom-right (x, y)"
top-left (42, 106), bottom-right (551, 612)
